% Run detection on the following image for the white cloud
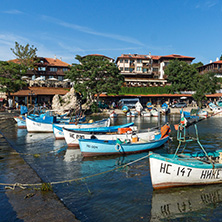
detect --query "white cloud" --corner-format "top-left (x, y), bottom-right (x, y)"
top-left (41, 15), bottom-right (145, 46)
top-left (3, 9), bottom-right (23, 14)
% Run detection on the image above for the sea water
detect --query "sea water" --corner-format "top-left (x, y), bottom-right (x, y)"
top-left (1, 114), bottom-right (222, 221)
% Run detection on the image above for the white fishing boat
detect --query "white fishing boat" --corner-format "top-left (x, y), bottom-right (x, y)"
top-left (149, 112), bottom-right (222, 190)
top-left (141, 110), bottom-right (151, 117)
top-left (63, 124), bottom-right (166, 147)
top-left (109, 111), bottom-right (117, 118)
top-left (150, 108), bottom-right (159, 117)
top-left (27, 116), bottom-right (110, 133)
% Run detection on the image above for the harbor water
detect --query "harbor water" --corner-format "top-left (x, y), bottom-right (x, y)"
top-left (1, 114), bottom-right (222, 221)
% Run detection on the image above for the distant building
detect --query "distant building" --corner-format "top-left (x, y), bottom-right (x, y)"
top-left (197, 58), bottom-right (222, 77)
top-left (116, 53), bottom-right (195, 87)
top-left (10, 56), bottom-right (71, 82)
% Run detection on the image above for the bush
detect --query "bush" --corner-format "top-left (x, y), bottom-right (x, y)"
top-left (90, 102), bottom-right (99, 113)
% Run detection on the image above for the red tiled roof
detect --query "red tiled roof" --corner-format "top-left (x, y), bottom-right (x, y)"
top-left (44, 58), bottom-right (70, 67)
top-left (116, 54), bottom-right (194, 61)
top-left (9, 58), bottom-right (70, 67)
top-left (161, 54), bottom-right (195, 60)
top-left (214, 60), bottom-right (222, 64)
top-left (11, 87), bottom-right (69, 96)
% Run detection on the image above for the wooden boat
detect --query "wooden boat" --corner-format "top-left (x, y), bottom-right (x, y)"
top-left (14, 116), bottom-right (26, 129)
top-left (161, 103), bottom-right (169, 114)
top-left (27, 116), bottom-right (110, 133)
top-left (63, 124), bottom-right (162, 147)
top-left (109, 111), bottom-right (117, 118)
top-left (150, 108), bottom-right (159, 117)
top-left (149, 112), bottom-right (222, 190)
top-left (78, 124), bottom-right (170, 156)
top-left (55, 122), bottom-right (134, 141)
top-left (141, 110), bottom-right (151, 117)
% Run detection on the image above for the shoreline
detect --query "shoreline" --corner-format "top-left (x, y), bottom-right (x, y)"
top-left (0, 115), bottom-right (79, 222)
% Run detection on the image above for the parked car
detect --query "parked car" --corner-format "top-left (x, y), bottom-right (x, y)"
top-left (171, 102), bottom-right (187, 108)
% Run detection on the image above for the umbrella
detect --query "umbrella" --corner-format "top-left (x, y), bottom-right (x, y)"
top-left (48, 77), bottom-right (58, 81)
top-left (35, 77), bottom-right (44, 81)
top-left (63, 78), bottom-right (70, 82)
top-left (180, 97), bottom-right (187, 99)
top-left (21, 76), bottom-right (30, 79)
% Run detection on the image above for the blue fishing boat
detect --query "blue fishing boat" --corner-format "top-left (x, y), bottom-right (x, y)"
top-left (14, 116), bottom-right (26, 128)
top-left (78, 126), bottom-right (170, 157)
top-left (27, 115), bottom-right (110, 133)
top-left (53, 122), bottom-right (134, 139)
top-left (149, 112), bottom-right (222, 190)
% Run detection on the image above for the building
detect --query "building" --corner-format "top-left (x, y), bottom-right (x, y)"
top-left (10, 56), bottom-right (71, 82)
top-left (116, 53), bottom-right (195, 87)
top-left (197, 58), bottom-right (222, 76)
top-left (7, 57), bottom-right (71, 106)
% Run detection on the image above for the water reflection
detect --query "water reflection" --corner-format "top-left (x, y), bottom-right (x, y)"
top-left (151, 184), bottom-right (222, 221)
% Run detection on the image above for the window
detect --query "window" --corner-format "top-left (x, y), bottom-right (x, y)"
top-left (153, 68), bottom-right (158, 72)
top-left (143, 68), bottom-right (147, 73)
top-left (38, 67), bottom-right (46, 71)
top-left (58, 76), bottom-right (63, 81)
top-left (120, 59), bottom-right (123, 63)
top-left (125, 59), bottom-right (128, 63)
top-left (120, 67), bottom-right (123, 71)
top-left (130, 68), bottom-right (134, 73)
top-left (125, 68), bottom-right (129, 71)
top-left (50, 67), bottom-right (58, 72)
top-left (137, 67), bottom-right (142, 71)
top-left (49, 75), bottom-right (54, 79)
top-left (63, 68), bottom-right (68, 72)
top-left (137, 59), bottom-right (142, 63)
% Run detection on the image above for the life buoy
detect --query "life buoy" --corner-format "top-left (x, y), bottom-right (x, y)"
top-left (115, 143), bottom-right (122, 151)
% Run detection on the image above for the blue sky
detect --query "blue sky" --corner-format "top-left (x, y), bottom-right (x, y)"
top-left (0, 0), bottom-right (222, 65)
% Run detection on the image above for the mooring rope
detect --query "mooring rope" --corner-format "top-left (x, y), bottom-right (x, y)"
top-left (0, 154), bottom-right (151, 190)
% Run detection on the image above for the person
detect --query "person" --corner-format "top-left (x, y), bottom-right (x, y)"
top-left (15, 101), bottom-right (19, 110)
top-left (111, 101), bottom-right (116, 109)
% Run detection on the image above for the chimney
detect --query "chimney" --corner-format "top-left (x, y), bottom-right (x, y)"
top-left (54, 55), bottom-right (57, 61)
top-left (216, 57), bottom-right (219, 61)
top-left (60, 57), bottom-right (62, 61)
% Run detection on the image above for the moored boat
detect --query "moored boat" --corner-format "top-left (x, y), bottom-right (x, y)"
top-left (149, 112), bottom-right (222, 190)
top-left (27, 116), bottom-right (110, 133)
top-left (78, 124), bottom-right (170, 157)
top-left (14, 116), bottom-right (26, 129)
top-left (63, 124), bottom-right (163, 147)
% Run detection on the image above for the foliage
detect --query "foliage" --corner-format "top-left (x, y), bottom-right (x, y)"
top-left (191, 62), bottom-right (203, 69)
top-left (0, 61), bottom-right (26, 96)
top-left (90, 102), bottom-right (99, 113)
top-left (119, 85), bottom-right (173, 95)
top-left (164, 59), bottom-right (198, 92)
top-left (10, 42), bottom-right (38, 69)
top-left (220, 54), bottom-right (222, 61)
top-left (192, 72), bottom-right (220, 106)
top-left (65, 55), bottom-right (124, 105)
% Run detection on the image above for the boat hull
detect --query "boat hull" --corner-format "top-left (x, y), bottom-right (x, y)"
top-left (53, 118), bottom-right (111, 139)
top-left (64, 128), bottom-right (158, 147)
top-left (14, 117), bottom-right (26, 129)
top-left (149, 152), bottom-right (222, 190)
top-left (79, 136), bottom-right (169, 157)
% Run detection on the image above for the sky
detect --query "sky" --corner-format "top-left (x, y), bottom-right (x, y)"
top-left (0, 0), bottom-right (222, 65)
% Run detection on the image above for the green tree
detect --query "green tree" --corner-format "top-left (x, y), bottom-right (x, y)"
top-left (192, 72), bottom-right (220, 107)
top-left (66, 55), bottom-right (124, 107)
top-left (0, 61), bottom-right (26, 97)
top-left (191, 61), bottom-right (203, 69)
top-left (10, 41), bottom-right (38, 69)
top-left (220, 54), bottom-right (222, 60)
top-left (165, 59), bottom-right (198, 92)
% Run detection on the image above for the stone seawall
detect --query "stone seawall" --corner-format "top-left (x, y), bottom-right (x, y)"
top-left (0, 113), bottom-right (79, 222)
